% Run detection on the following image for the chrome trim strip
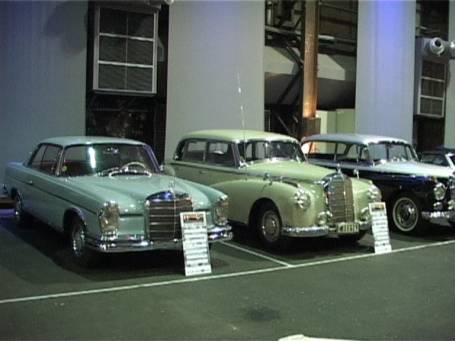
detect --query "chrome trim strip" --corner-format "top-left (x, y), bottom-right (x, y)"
top-left (282, 221), bottom-right (370, 238)
top-left (422, 210), bottom-right (455, 223)
top-left (85, 225), bottom-right (233, 253)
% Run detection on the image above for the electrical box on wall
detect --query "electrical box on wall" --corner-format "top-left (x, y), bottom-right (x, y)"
top-left (92, 3), bottom-right (159, 95)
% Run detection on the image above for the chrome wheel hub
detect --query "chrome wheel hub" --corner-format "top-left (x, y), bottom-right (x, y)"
top-left (261, 210), bottom-right (281, 243)
top-left (72, 225), bottom-right (86, 258)
top-left (393, 198), bottom-right (418, 232)
top-left (13, 197), bottom-right (22, 223)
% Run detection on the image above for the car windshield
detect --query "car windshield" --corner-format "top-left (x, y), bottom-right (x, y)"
top-left (61, 144), bottom-right (159, 177)
top-left (368, 142), bottom-right (417, 163)
top-left (238, 140), bottom-right (304, 163)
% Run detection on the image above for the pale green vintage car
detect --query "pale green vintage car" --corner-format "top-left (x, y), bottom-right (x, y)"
top-left (166, 130), bottom-right (381, 249)
top-left (2, 136), bottom-right (232, 266)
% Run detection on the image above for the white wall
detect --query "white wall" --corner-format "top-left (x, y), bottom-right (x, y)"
top-left (165, 0), bottom-right (265, 159)
top-left (0, 1), bottom-right (87, 183)
top-left (355, 0), bottom-right (416, 142)
top-left (445, 2), bottom-right (455, 148)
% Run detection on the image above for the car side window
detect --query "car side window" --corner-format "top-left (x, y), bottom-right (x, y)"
top-left (40, 145), bottom-right (62, 175)
top-left (420, 154), bottom-right (435, 164)
top-left (306, 141), bottom-right (336, 161)
top-left (181, 140), bottom-right (206, 163)
top-left (240, 141), bottom-right (267, 162)
top-left (336, 143), bottom-right (368, 164)
top-left (433, 155), bottom-right (448, 166)
top-left (28, 145), bottom-right (47, 170)
top-left (206, 141), bottom-right (235, 167)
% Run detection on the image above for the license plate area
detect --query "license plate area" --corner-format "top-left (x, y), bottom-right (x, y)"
top-left (337, 222), bottom-right (359, 234)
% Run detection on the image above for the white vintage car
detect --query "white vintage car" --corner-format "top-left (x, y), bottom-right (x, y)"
top-left (2, 136), bottom-right (232, 266)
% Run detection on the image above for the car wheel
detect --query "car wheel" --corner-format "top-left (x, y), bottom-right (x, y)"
top-left (13, 193), bottom-right (32, 227)
top-left (257, 202), bottom-right (291, 250)
top-left (70, 217), bottom-right (97, 267)
top-left (390, 194), bottom-right (425, 234)
top-left (340, 230), bottom-right (367, 244)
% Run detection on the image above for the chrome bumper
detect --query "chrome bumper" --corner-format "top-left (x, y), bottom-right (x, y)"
top-left (86, 225), bottom-right (233, 253)
top-left (282, 221), bottom-right (371, 238)
top-left (422, 211), bottom-right (455, 225)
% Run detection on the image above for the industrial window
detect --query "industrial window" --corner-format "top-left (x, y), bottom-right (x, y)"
top-left (417, 60), bottom-right (446, 117)
top-left (93, 6), bottom-right (158, 94)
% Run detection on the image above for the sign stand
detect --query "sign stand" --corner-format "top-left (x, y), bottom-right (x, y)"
top-left (180, 211), bottom-right (212, 276)
top-left (369, 202), bottom-right (392, 254)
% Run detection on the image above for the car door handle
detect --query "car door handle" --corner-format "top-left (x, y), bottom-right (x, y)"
top-left (27, 180), bottom-right (34, 186)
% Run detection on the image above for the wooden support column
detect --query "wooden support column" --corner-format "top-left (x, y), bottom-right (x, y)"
top-left (299, 0), bottom-right (320, 139)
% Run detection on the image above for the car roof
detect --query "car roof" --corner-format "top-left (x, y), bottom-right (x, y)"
top-left (301, 133), bottom-right (410, 146)
top-left (39, 136), bottom-right (144, 147)
top-left (182, 129), bottom-right (297, 143)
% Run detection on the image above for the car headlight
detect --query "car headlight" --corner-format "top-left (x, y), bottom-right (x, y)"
top-left (433, 182), bottom-right (447, 201)
top-left (98, 201), bottom-right (120, 235)
top-left (316, 211), bottom-right (331, 226)
top-left (449, 178), bottom-right (455, 199)
top-left (360, 207), bottom-right (371, 222)
top-left (294, 187), bottom-right (311, 210)
top-left (367, 186), bottom-right (382, 202)
top-left (213, 196), bottom-right (229, 226)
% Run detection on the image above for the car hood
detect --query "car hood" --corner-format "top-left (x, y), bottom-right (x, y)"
top-left (66, 174), bottom-right (212, 214)
top-left (246, 160), bottom-right (334, 182)
top-left (373, 161), bottom-right (454, 178)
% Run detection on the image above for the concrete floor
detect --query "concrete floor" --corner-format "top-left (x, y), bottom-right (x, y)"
top-left (0, 210), bottom-right (455, 340)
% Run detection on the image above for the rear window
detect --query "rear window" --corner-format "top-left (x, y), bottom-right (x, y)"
top-left (305, 141), bottom-right (336, 161)
top-left (181, 140), bottom-right (206, 163)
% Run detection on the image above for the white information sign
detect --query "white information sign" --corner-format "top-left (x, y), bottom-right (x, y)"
top-left (369, 202), bottom-right (392, 254)
top-left (180, 211), bottom-right (212, 277)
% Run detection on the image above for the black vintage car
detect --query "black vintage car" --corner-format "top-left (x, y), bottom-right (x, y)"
top-left (420, 147), bottom-right (455, 171)
top-left (301, 134), bottom-right (455, 234)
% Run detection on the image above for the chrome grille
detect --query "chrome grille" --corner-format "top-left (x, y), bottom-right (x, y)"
top-left (325, 173), bottom-right (355, 224)
top-left (146, 192), bottom-right (193, 241)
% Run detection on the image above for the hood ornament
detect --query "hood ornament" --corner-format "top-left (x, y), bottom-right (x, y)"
top-left (169, 178), bottom-right (176, 195)
top-left (336, 163), bottom-right (342, 174)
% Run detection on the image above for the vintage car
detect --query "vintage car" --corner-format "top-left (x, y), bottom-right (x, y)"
top-left (420, 147), bottom-right (455, 170)
top-left (2, 136), bottom-right (232, 266)
top-left (301, 134), bottom-right (455, 234)
top-left (165, 130), bottom-right (381, 249)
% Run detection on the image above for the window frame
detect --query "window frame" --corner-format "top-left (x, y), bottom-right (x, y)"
top-left (92, 4), bottom-right (159, 95)
top-left (27, 143), bottom-right (63, 176)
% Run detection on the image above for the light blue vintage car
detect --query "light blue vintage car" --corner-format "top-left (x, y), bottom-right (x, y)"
top-left (2, 136), bottom-right (232, 266)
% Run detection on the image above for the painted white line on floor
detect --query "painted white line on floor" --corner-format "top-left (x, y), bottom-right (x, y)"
top-left (220, 241), bottom-right (293, 267)
top-left (1, 239), bottom-right (455, 305)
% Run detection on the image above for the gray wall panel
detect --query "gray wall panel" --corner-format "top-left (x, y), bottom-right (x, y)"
top-left (355, 1), bottom-right (415, 142)
top-left (0, 1), bottom-right (87, 183)
top-left (445, 2), bottom-right (455, 148)
top-left (165, 0), bottom-right (265, 159)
